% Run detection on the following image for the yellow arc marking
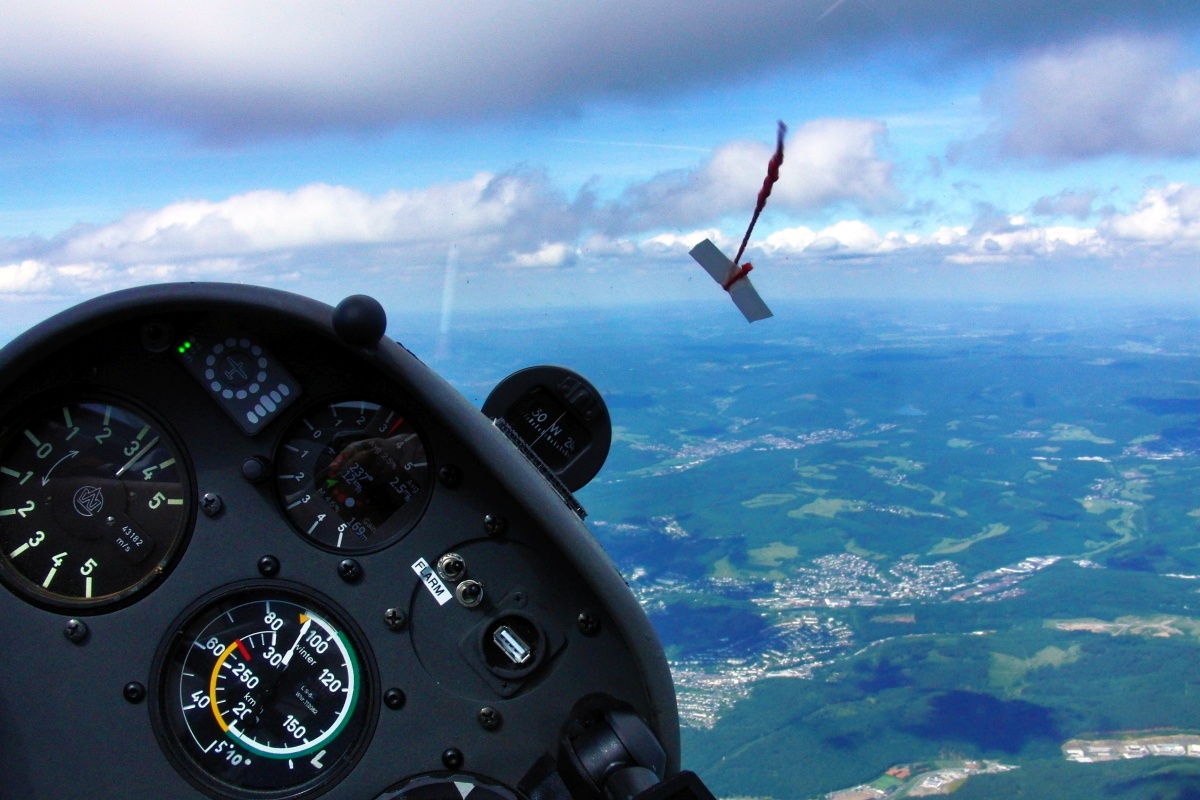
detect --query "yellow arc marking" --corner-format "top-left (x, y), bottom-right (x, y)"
top-left (209, 642), bottom-right (238, 732)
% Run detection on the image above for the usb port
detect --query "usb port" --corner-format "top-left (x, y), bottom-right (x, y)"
top-left (492, 625), bottom-right (532, 665)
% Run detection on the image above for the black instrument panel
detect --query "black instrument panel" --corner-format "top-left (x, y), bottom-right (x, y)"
top-left (0, 285), bottom-right (677, 800)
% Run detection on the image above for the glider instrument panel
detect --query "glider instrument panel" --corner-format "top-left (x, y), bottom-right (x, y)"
top-left (0, 284), bottom-right (699, 800)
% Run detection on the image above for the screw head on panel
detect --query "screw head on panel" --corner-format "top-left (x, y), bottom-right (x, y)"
top-left (338, 558), bottom-right (363, 583)
top-left (200, 493), bottom-right (223, 517)
top-left (478, 707), bottom-right (502, 731)
top-left (64, 618), bottom-right (89, 644)
top-left (483, 514), bottom-right (507, 536)
top-left (577, 612), bottom-right (601, 636)
top-left (384, 608), bottom-right (407, 631)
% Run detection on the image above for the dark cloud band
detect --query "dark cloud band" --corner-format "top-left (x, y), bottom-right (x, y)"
top-left (1, 1), bottom-right (1196, 139)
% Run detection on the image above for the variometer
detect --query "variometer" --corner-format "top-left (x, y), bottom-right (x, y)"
top-left (0, 397), bottom-right (192, 609)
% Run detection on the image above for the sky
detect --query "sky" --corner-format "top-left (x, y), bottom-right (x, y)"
top-left (4, 1), bottom-right (1200, 330)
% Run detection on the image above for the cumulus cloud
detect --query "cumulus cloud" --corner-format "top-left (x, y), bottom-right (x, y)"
top-left (0, 171), bottom-right (597, 298)
top-left (0, 121), bottom-right (901, 298)
top-left (49, 171), bottom-right (584, 267)
top-left (606, 119), bottom-right (896, 232)
top-left (985, 35), bottom-right (1200, 162)
top-left (644, 215), bottom-right (1105, 267)
top-left (7, 173), bottom-right (1200, 304)
top-left (0, 260), bottom-right (53, 293)
top-left (2, 2), bottom-right (1196, 138)
top-left (1102, 183), bottom-right (1200, 245)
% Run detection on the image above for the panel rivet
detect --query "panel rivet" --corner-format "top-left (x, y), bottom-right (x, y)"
top-left (438, 465), bottom-right (462, 488)
top-left (123, 681), bottom-right (146, 704)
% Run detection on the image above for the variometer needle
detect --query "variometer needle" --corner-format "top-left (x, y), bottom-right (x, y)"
top-left (114, 436), bottom-right (160, 477)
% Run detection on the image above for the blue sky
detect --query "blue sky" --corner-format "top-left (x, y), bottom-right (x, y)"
top-left (3, 2), bottom-right (1200, 328)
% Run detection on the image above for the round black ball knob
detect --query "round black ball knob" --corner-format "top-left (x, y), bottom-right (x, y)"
top-left (333, 295), bottom-right (387, 348)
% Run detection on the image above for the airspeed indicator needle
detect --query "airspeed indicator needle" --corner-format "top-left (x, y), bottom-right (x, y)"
top-left (282, 614), bottom-right (313, 668)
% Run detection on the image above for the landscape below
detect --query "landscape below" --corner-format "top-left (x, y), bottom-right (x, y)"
top-left (410, 299), bottom-right (1200, 800)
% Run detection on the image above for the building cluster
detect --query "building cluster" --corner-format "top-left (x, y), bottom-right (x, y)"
top-left (948, 556), bottom-right (1061, 602)
top-left (624, 422), bottom-right (899, 477)
top-left (670, 613), bottom-right (855, 728)
top-left (623, 550), bottom-right (1077, 728)
top-left (1065, 736), bottom-right (1200, 763)
top-left (754, 554), bottom-right (966, 610)
top-left (822, 761), bottom-right (1017, 799)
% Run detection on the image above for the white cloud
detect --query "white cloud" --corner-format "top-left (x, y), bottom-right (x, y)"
top-left (8, 177), bottom-right (1200, 305)
top-left (607, 119), bottom-right (896, 231)
top-left (643, 229), bottom-right (729, 250)
top-left (50, 173), bottom-right (581, 268)
top-left (663, 183), bottom-right (1200, 270)
top-left (986, 35), bottom-right (1200, 161)
top-left (731, 215), bottom-right (1104, 264)
top-left (509, 242), bottom-right (575, 268)
top-left (0, 260), bottom-right (52, 293)
top-left (1103, 183), bottom-right (1200, 244)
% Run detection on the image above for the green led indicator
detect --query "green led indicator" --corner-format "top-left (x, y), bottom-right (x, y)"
top-left (177, 340), bottom-right (194, 355)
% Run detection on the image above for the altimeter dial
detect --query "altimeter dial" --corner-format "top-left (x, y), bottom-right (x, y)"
top-left (0, 398), bottom-right (191, 609)
top-left (275, 399), bottom-right (430, 553)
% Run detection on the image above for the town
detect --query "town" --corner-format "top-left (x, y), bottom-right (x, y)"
top-left (608, 541), bottom-right (1074, 728)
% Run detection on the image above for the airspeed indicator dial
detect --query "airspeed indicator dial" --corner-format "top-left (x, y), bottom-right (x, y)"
top-left (0, 398), bottom-right (191, 609)
top-left (155, 585), bottom-right (373, 799)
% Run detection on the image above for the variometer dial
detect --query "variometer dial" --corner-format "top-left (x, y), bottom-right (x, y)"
top-left (0, 398), bottom-right (191, 609)
top-left (275, 399), bottom-right (431, 552)
top-left (155, 584), bottom-right (373, 799)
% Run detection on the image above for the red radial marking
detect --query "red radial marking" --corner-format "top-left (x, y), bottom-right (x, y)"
top-left (236, 639), bottom-right (251, 660)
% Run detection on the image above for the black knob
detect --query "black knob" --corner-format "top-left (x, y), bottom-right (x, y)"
top-left (333, 295), bottom-right (387, 348)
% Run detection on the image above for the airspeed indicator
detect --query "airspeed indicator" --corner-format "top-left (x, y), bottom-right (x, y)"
top-left (154, 584), bottom-right (373, 799)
